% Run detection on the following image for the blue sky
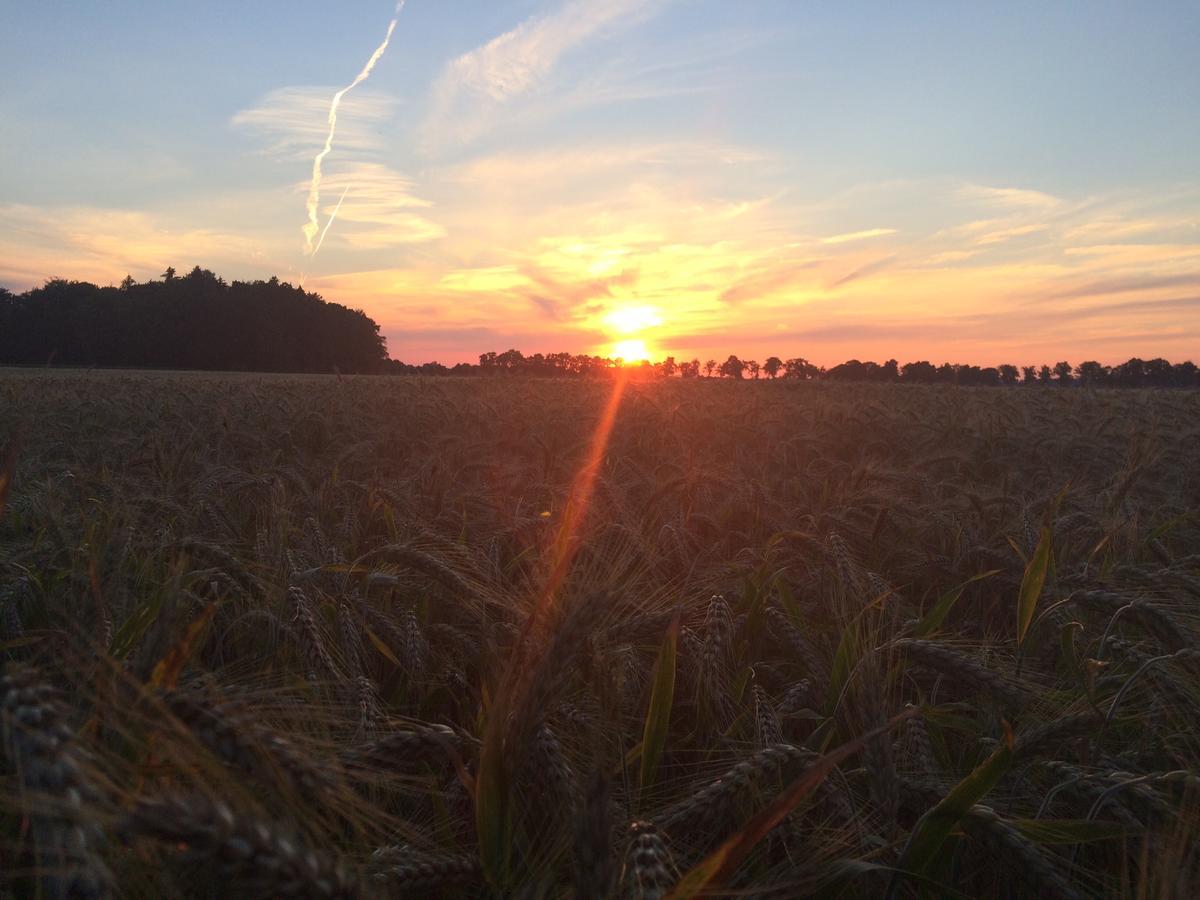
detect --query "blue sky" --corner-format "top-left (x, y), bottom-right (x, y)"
top-left (3, 1), bottom-right (1198, 363)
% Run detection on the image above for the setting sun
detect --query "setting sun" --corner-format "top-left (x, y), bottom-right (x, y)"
top-left (610, 338), bottom-right (652, 362)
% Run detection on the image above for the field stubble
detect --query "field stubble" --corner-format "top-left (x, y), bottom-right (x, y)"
top-left (1, 370), bottom-right (1199, 898)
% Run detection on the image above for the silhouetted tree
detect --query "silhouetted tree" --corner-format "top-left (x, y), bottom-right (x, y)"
top-left (901, 360), bottom-right (937, 383)
top-left (763, 356), bottom-right (783, 379)
top-left (704, 359), bottom-right (717, 378)
top-left (1054, 361), bottom-right (1073, 384)
top-left (783, 357), bottom-right (819, 379)
top-left (0, 271), bottom-right (386, 373)
top-left (1076, 361), bottom-right (1108, 385)
top-left (720, 355), bottom-right (746, 379)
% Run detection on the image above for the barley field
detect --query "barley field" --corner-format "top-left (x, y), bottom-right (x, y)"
top-left (2, 370), bottom-right (1199, 898)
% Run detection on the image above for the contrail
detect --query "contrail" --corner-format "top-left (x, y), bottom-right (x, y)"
top-left (303, 1), bottom-right (405, 254)
top-left (312, 185), bottom-right (350, 257)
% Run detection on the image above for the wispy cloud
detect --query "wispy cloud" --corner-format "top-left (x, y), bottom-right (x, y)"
top-left (0, 204), bottom-right (271, 289)
top-left (313, 163), bottom-right (443, 249)
top-left (820, 228), bottom-right (896, 245)
top-left (831, 255), bottom-right (897, 288)
top-left (231, 87), bottom-right (398, 160)
top-left (232, 86), bottom-right (442, 254)
top-left (972, 222), bottom-right (1048, 246)
top-left (957, 184), bottom-right (1062, 211)
top-left (422, 0), bottom-right (668, 149)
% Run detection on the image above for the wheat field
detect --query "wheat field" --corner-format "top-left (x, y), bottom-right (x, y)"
top-left (2, 370), bottom-right (1199, 898)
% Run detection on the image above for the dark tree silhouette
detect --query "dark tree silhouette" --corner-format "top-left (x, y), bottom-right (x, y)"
top-left (719, 355), bottom-right (746, 379)
top-left (0, 270), bottom-right (386, 373)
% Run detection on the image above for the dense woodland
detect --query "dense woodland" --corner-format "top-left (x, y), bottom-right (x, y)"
top-left (0, 269), bottom-right (387, 373)
top-left (3, 269), bottom-right (1197, 386)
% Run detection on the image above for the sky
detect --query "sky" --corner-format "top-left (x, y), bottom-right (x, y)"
top-left (2, 0), bottom-right (1199, 366)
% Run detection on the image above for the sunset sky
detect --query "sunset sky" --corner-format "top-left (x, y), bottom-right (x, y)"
top-left (3, 1), bottom-right (1198, 365)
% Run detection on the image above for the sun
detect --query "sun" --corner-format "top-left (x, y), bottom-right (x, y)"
top-left (604, 306), bottom-right (662, 334)
top-left (602, 305), bottom-right (662, 363)
top-left (610, 338), bottom-right (651, 363)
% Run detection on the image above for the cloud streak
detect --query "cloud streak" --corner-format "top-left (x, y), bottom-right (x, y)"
top-left (231, 87), bottom-right (397, 160)
top-left (422, 0), bottom-right (666, 148)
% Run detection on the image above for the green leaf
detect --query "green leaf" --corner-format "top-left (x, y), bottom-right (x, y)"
top-left (1007, 818), bottom-right (1125, 845)
top-left (914, 570), bottom-right (1000, 638)
top-left (1017, 527), bottom-right (1052, 646)
top-left (639, 615), bottom-right (679, 795)
top-left (897, 739), bottom-right (1013, 879)
top-left (475, 697), bottom-right (513, 887)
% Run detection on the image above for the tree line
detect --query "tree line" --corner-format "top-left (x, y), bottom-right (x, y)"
top-left (0, 269), bottom-right (387, 373)
top-left (3, 270), bottom-right (1195, 386)
top-left (387, 350), bottom-right (1200, 387)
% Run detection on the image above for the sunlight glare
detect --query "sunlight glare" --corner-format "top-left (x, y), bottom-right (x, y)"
top-left (604, 305), bottom-right (662, 335)
top-left (611, 338), bottom-right (651, 362)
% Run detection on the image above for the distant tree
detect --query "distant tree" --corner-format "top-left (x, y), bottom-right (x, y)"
top-left (1144, 358), bottom-right (1173, 385)
top-left (826, 359), bottom-right (873, 382)
top-left (660, 355), bottom-right (677, 378)
top-left (998, 364), bottom-right (1019, 385)
top-left (783, 357), bottom-right (818, 379)
top-left (719, 355), bottom-right (746, 379)
top-left (119, 274), bottom-right (135, 291)
top-left (1076, 361), bottom-right (1108, 385)
top-left (1112, 358), bottom-right (1145, 387)
top-left (1053, 361), bottom-right (1073, 384)
top-left (746, 359), bottom-right (760, 379)
top-left (161, 267), bottom-right (176, 281)
top-left (763, 356), bottom-right (783, 379)
top-left (496, 349), bottom-right (524, 372)
top-left (704, 359), bottom-right (717, 378)
top-left (1021, 365), bottom-right (1038, 384)
top-left (1038, 365), bottom-right (1054, 384)
top-left (679, 358), bottom-right (700, 378)
top-left (901, 360), bottom-right (937, 383)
